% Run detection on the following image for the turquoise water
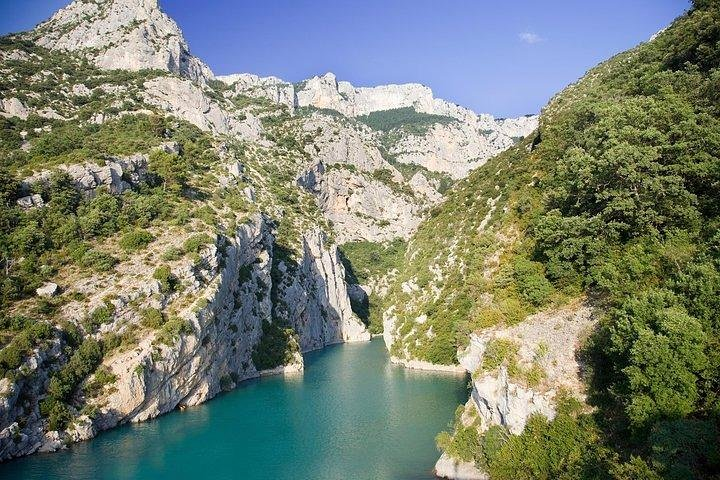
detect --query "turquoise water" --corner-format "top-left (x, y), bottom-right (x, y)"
top-left (1, 339), bottom-right (467, 480)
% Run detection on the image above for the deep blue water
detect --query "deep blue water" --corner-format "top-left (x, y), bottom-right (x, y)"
top-left (1, 339), bottom-right (468, 480)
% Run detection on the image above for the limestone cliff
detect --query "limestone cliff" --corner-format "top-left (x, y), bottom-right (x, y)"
top-left (0, 214), bottom-right (368, 460)
top-left (431, 303), bottom-right (596, 479)
top-left (220, 71), bottom-right (538, 180)
top-left (31, 0), bottom-right (213, 82)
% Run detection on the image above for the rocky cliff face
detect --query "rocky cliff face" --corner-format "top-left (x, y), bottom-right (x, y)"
top-left (293, 72), bottom-right (538, 178)
top-left (221, 71), bottom-right (538, 180)
top-left (0, 214), bottom-right (368, 460)
top-left (294, 113), bottom-right (434, 242)
top-left (278, 230), bottom-right (371, 351)
top-left (31, 0), bottom-right (212, 82)
top-left (458, 304), bottom-right (595, 434)
top-left (217, 74), bottom-right (296, 113)
top-left (142, 76), bottom-right (263, 139)
top-left (295, 73), bottom-right (438, 117)
top-left (431, 303), bottom-right (596, 479)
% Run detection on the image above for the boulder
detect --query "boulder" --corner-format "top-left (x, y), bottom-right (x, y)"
top-left (36, 282), bottom-right (59, 298)
top-left (227, 161), bottom-right (244, 178)
top-left (38, 431), bottom-right (64, 453)
top-left (435, 452), bottom-right (487, 480)
top-left (0, 97), bottom-right (29, 119)
top-left (16, 194), bottom-right (44, 209)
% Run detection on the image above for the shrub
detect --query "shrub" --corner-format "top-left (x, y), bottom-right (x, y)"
top-left (77, 248), bottom-right (118, 272)
top-left (101, 330), bottom-right (137, 354)
top-left (485, 400), bottom-right (598, 480)
top-left (183, 233), bottom-right (213, 254)
top-left (152, 265), bottom-right (177, 293)
top-left (83, 366), bottom-right (116, 397)
top-left (0, 321), bottom-right (53, 377)
top-left (251, 320), bottom-right (299, 370)
top-left (525, 362), bottom-right (546, 388)
top-left (481, 338), bottom-right (519, 374)
top-left (357, 106), bottom-right (456, 134)
top-left (161, 246), bottom-right (183, 261)
top-left (118, 229), bottom-right (154, 251)
top-left (41, 398), bottom-right (72, 431)
top-left (436, 425), bottom-right (480, 463)
top-left (140, 308), bottom-right (166, 329)
top-left (148, 150), bottom-right (190, 193)
top-left (83, 303), bottom-right (115, 332)
top-left (46, 337), bottom-right (103, 411)
top-left (511, 258), bottom-right (554, 307)
top-left (155, 316), bottom-right (193, 345)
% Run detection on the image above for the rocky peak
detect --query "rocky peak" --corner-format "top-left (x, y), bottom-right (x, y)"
top-left (295, 72), bottom-right (437, 117)
top-left (31, 0), bottom-right (212, 83)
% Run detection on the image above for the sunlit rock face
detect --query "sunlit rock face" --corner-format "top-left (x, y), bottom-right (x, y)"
top-left (33, 0), bottom-right (213, 82)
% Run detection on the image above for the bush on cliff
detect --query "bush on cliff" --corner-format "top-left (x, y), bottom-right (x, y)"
top-left (251, 320), bottom-right (299, 371)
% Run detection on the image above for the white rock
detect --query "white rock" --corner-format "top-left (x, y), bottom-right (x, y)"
top-left (142, 76), bottom-right (261, 139)
top-left (67, 415), bottom-right (96, 443)
top-left (22, 154), bottom-right (149, 197)
top-left (36, 283), bottom-right (58, 298)
top-left (34, 0), bottom-right (213, 83)
top-left (227, 161), bottom-right (244, 178)
top-left (16, 194), bottom-right (44, 209)
top-left (0, 98), bottom-right (29, 119)
top-left (243, 187), bottom-right (256, 202)
top-left (38, 431), bottom-right (63, 453)
top-left (217, 73), bottom-right (295, 112)
top-left (153, 141), bottom-right (181, 155)
top-left (435, 452), bottom-right (487, 480)
top-left (71, 84), bottom-right (91, 97)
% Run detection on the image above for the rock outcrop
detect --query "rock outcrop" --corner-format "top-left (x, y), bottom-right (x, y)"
top-left (457, 303), bottom-right (595, 435)
top-left (278, 229), bottom-right (371, 351)
top-left (142, 76), bottom-right (263, 139)
top-left (91, 216), bottom-right (273, 428)
top-left (32, 0), bottom-right (212, 83)
top-left (0, 97), bottom-right (29, 119)
top-left (217, 71), bottom-right (537, 179)
top-left (21, 153), bottom-right (150, 197)
top-left (433, 303), bottom-right (597, 478)
top-left (294, 73), bottom-right (537, 178)
top-left (299, 161), bottom-right (426, 243)
top-left (217, 73), bottom-right (296, 112)
top-left (295, 73), bottom-right (438, 117)
top-left (387, 119), bottom-right (524, 179)
top-left (295, 114), bottom-right (438, 242)
top-left (435, 452), bottom-right (488, 480)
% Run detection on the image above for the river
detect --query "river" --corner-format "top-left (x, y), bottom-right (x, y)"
top-left (1, 339), bottom-right (468, 480)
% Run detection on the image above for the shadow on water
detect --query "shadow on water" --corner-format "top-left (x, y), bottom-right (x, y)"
top-left (1, 340), bottom-right (468, 480)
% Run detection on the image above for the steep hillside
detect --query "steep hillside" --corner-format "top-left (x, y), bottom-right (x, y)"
top-left (383, 1), bottom-right (720, 478)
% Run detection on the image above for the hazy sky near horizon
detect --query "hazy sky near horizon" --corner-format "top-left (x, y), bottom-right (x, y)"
top-left (1, 0), bottom-right (690, 117)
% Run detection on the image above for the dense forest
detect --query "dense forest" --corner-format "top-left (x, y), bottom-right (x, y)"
top-left (388, 1), bottom-right (720, 477)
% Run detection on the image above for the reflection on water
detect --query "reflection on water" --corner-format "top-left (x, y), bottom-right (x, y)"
top-left (1, 340), bottom-right (468, 480)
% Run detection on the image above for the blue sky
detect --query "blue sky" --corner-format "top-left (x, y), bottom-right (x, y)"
top-left (1, 0), bottom-right (690, 117)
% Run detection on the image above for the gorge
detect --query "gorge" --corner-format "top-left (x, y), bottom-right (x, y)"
top-left (1, 0), bottom-right (719, 479)
top-left (0, 341), bottom-right (469, 480)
